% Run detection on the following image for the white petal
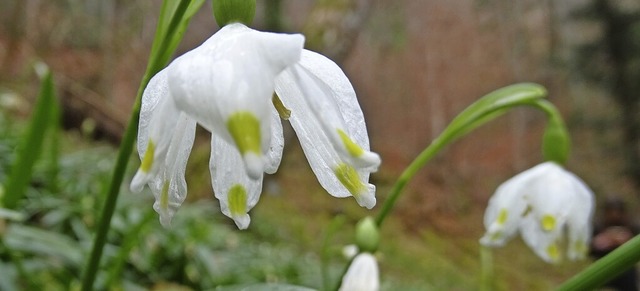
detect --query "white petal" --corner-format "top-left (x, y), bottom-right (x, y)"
top-left (128, 68), bottom-right (197, 226)
top-left (566, 173), bottom-right (595, 260)
top-left (135, 69), bottom-right (166, 159)
top-left (264, 106), bottom-right (284, 174)
top-left (526, 162), bottom-right (577, 228)
top-left (291, 50), bottom-right (380, 170)
top-left (210, 134), bottom-right (262, 229)
top-left (480, 169), bottom-right (530, 247)
top-left (130, 69), bottom-right (180, 192)
top-left (152, 115), bottom-right (196, 227)
top-left (275, 52), bottom-right (377, 207)
top-left (168, 23), bottom-right (303, 179)
top-left (339, 253), bottom-right (379, 291)
top-left (342, 244), bottom-right (359, 259)
top-left (520, 214), bottom-right (563, 263)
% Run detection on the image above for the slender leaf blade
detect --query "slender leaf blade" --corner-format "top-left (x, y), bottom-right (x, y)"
top-left (3, 71), bottom-right (57, 209)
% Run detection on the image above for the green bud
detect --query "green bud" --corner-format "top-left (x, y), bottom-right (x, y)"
top-left (355, 217), bottom-right (380, 253)
top-left (542, 115), bottom-right (570, 165)
top-left (212, 0), bottom-right (256, 27)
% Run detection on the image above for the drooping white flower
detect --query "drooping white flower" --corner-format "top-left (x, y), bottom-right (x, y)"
top-left (130, 23), bottom-right (380, 228)
top-left (339, 252), bottom-right (379, 291)
top-left (480, 162), bottom-right (595, 263)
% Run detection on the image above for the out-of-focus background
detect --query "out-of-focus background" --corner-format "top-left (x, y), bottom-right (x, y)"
top-left (1, 0), bottom-right (640, 290)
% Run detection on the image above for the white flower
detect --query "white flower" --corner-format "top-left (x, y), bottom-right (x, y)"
top-left (480, 162), bottom-right (595, 263)
top-left (339, 253), bottom-right (379, 291)
top-left (130, 23), bottom-right (380, 228)
top-left (342, 244), bottom-right (359, 259)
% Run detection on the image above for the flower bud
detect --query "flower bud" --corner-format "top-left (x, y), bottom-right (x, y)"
top-left (355, 216), bottom-right (380, 253)
top-left (542, 115), bottom-right (570, 165)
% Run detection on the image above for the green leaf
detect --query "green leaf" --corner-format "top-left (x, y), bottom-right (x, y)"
top-left (4, 224), bottom-right (83, 266)
top-left (3, 70), bottom-right (58, 209)
top-left (214, 283), bottom-right (317, 291)
top-left (0, 207), bottom-right (26, 221)
top-left (558, 234), bottom-right (640, 290)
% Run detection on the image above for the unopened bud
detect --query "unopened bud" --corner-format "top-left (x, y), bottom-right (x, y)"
top-left (355, 216), bottom-right (380, 253)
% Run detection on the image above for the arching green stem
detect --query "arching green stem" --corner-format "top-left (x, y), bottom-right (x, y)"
top-left (375, 83), bottom-right (549, 227)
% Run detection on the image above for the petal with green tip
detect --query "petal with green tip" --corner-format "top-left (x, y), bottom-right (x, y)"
top-left (210, 134), bottom-right (262, 229)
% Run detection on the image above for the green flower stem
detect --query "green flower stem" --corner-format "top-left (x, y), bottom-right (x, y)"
top-left (375, 83), bottom-right (548, 227)
top-left (80, 1), bottom-right (192, 290)
top-left (480, 245), bottom-right (495, 291)
top-left (557, 234), bottom-right (640, 290)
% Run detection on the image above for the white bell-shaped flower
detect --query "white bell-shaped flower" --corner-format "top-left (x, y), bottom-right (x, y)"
top-left (130, 23), bottom-right (380, 228)
top-left (480, 162), bottom-right (594, 263)
top-left (339, 252), bottom-right (380, 291)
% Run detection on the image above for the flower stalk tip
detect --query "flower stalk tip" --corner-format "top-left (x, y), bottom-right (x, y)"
top-left (542, 114), bottom-right (570, 165)
top-left (212, 0), bottom-right (256, 27)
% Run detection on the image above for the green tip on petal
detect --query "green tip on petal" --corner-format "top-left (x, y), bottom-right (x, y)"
top-left (337, 129), bottom-right (365, 157)
top-left (140, 140), bottom-right (155, 173)
top-left (212, 0), bottom-right (256, 27)
top-left (355, 217), bottom-right (380, 253)
top-left (572, 240), bottom-right (587, 258)
top-left (228, 184), bottom-right (248, 217)
top-left (160, 180), bottom-right (170, 211)
top-left (497, 209), bottom-right (508, 225)
top-left (272, 94), bottom-right (291, 120)
top-left (334, 163), bottom-right (366, 196)
top-left (546, 243), bottom-right (560, 262)
top-left (227, 111), bottom-right (262, 155)
top-left (489, 230), bottom-right (504, 242)
top-left (541, 214), bottom-right (556, 232)
top-left (333, 163), bottom-right (368, 209)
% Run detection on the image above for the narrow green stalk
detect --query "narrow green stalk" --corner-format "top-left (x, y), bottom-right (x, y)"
top-left (80, 1), bottom-right (192, 290)
top-left (557, 234), bottom-right (640, 290)
top-left (480, 245), bottom-right (495, 291)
